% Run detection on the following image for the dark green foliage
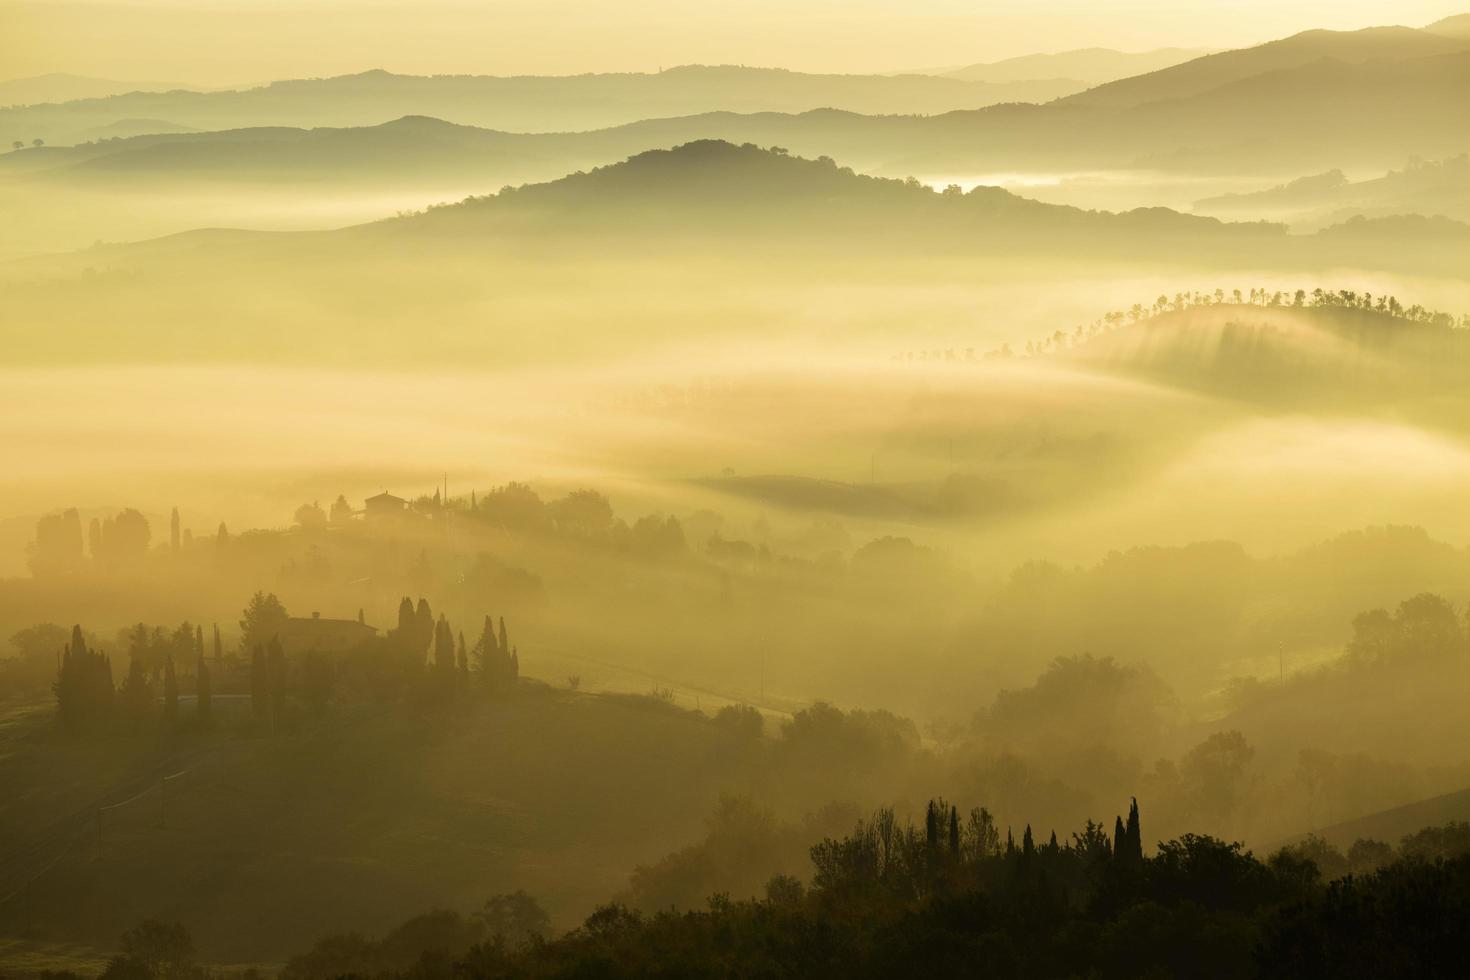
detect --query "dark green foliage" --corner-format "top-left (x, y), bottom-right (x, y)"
top-left (276, 799), bottom-right (1470, 980)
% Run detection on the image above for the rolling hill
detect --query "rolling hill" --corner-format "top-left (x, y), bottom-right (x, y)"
top-left (1063, 300), bottom-right (1470, 410)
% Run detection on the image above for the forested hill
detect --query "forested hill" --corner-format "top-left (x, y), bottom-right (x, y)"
top-left (384, 140), bottom-right (1277, 242)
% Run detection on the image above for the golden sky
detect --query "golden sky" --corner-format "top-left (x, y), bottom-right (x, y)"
top-left (1, 1), bottom-right (1466, 85)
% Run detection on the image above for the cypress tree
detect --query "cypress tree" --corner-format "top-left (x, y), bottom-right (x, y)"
top-left (121, 652), bottom-right (153, 727)
top-left (925, 801), bottom-right (939, 851)
top-left (1125, 797), bottom-right (1143, 863)
top-left (1022, 824), bottom-right (1035, 859)
top-left (1113, 815), bottom-right (1127, 856)
top-left (1006, 828), bottom-right (1015, 857)
top-left (948, 806), bottom-right (960, 856)
top-left (498, 617), bottom-right (508, 661)
top-left (197, 653), bottom-right (212, 724)
top-left (456, 631), bottom-right (469, 690)
top-left (434, 616), bottom-right (454, 673)
top-left (195, 624), bottom-right (204, 660)
top-left (212, 623), bottom-right (222, 664)
top-left (163, 656), bottom-right (178, 723)
top-left (415, 599), bottom-right (434, 660)
top-left (395, 597), bottom-right (415, 655)
top-left (510, 647), bottom-right (519, 682)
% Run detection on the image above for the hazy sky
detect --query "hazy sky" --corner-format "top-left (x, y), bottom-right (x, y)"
top-left (1, 0), bottom-right (1466, 85)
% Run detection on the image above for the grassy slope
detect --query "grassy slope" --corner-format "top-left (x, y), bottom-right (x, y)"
top-left (0, 687), bottom-right (755, 964)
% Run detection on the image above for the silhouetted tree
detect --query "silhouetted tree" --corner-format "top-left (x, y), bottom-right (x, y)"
top-left (120, 651), bottom-right (153, 727)
top-left (415, 599), bottom-right (434, 661)
top-left (1123, 796), bottom-right (1144, 863)
top-left (456, 631), bottom-right (469, 691)
top-left (196, 653), bottom-right (211, 724)
top-left (163, 656), bottom-right (178, 723)
top-left (239, 592), bottom-right (288, 653)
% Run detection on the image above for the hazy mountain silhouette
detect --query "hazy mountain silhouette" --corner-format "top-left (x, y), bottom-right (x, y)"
top-left (1194, 156), bottom-right (1470, 227)
top-left (0, 73), bottom-right (192, 108)
top-left (940, 47), bottom-right (1211, 86)
top-left (1062, 25), bottom-right (1470, 108)
top-left (0, 65), bottom-right (1081, 148)
top-left (1427, 12), bottom-right (1470, 38)
top-left (7, 39), bottom-right (1466, 199)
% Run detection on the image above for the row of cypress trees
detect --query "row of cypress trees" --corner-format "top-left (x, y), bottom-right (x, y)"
top-left (54, 623), bottom-right (215, 731)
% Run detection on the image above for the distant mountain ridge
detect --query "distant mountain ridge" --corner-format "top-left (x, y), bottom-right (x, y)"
top-left (0, 65), bottom-right (1082, 147)
top-left (1062, 24), bottom-right (1470, 108)
top-left (0, 73), bottom-right (194, 108)
top-left (940, 47), bottom-right (1211, 85)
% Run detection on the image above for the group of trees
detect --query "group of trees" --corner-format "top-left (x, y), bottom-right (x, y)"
top-left (27, 506), bottom-right (158, 575)
top-left (52, 621), bottom-right (216, 732)
top-left (390, 596), bottom-right (520, 700)
top-left (49, 585), bottom-right (532, 733)
top-left (265, 797), bottom-right (1470, 979)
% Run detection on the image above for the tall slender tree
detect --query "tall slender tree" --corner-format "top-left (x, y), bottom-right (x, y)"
top-left (1124, 797), bottom-right (1144, 863)
top-left (163, 656), bottom-right (178, 723)
top-left (456, 631), bottom-right (469, 691)
top-left (196, 652), bottom-right (212, 725)
top-left (415, 599), bottom-right (435, 661)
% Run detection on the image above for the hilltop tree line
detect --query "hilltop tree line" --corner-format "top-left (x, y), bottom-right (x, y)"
top-left (892, 287), bottom-right (1470, 363)
top-left (50, 591), bottom-right (525, 733)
